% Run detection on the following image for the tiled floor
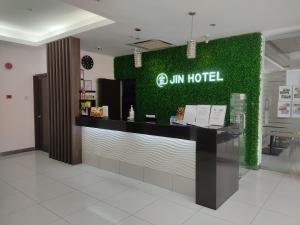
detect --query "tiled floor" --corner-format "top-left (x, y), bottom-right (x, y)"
top-left (1, 151), bottom-right (300, 225)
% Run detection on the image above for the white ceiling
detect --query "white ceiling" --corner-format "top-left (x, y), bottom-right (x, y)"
top-left (62, 0), bottom-right (300, 56)
top-left (2, 0), bottom-right (300, 56)
top-left (265, 35), bottom-right (300, 71)
top-left (0, 0), bottom-right (113, 45)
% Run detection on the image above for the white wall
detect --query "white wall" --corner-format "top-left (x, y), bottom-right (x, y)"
top-left (0, 44), bottom-right (47, 152)
top-left (0, 45), bottom-right (114, 153)
top-left (80, 50), bottom-right (114, 91)
top-left (287, 69), bottom-right (300, 85)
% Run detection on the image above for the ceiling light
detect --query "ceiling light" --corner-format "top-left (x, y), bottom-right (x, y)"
top-left (187, 12), bottom-right (197, 59)
top-left (133, 28), bottom-right (142, 68)
top-left (134, 28), bottom-right (141, 40)
top-left (134, 48), bottom-right (142, 68)
top-left (209, 23), bottom-right (216, 27)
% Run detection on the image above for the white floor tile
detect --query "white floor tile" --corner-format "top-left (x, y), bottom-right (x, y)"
top-left (106, 174), bottom-right (143, 187)
top-left (263, 193), bottom-right (300, 219)
top-left (239, 177), bottom-right (279, 194)
top-left (117, 216), bottom-right (153, 225)
top-left (163, 191), bottom-right (202, 210)
top-left (40, 165), bottom-right (86, 180)
top-left (135, 199), bottom-right (196, 225)
top-left (2, 151), bottom-right (300, 225)
top-left (104, 189), bottom-right (158, 213)
top-left (41, 191), bottom-right (99, 216)
top-left (201, 200), bottom-right (260, 225)
top-left (183, 211), bottom-right (237, 225)
top-left (61, 172), bottom-right (106, 190)
top-left (251, 209), bottom-right (300, 225)
top-left (0, 163), bottom-right (37, 182)
top-left (10, 152), bottom-right (50, 168)
top-left (76, 164), bottom-right (118, 177)
top-left (272, 176), bottom-right (300, 202)
top-left (48, 220), bottom-right (71, 225)
top-left (81, 180), bottom-right (130, 200)
top-left (0, 204), bottom-right (59, 225)
top-left (230, 188), bottom-right (270, 207)
top-left (77, 164), bottom-right (143, 187)
top-left (0, 179), bottom-right (21, 198)
top-left (65, 202), bottom-right (129, 225)
top-left (134, 182), bottom-right (172, 197)
top-left (20, 180), bottom-right (74, 202)
top-left (245, 169), bottom-right (284, 181)
top-left (5, 174), bottom-right (55, 190)
top-left (0, 191), bottom-right (36, 215)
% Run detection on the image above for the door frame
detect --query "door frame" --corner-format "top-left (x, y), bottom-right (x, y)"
top-left (33, 73), bottom-right (48, 151)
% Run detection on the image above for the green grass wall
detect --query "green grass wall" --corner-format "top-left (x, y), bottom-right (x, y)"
top-left (114, 33), bottom-right (262, 166)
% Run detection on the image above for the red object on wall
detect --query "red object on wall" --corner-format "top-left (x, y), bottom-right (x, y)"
top-left (6, 95), bottom-right (12, 99)
top-left (4, 63), bottom-right (13, 70)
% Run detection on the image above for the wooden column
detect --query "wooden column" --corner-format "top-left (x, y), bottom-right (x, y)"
top-left (47, 37), bottom-right (82, 164)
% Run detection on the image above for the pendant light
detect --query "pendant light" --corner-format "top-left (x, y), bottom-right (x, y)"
top-left (187, 12), bottom-right (196, 59)
top-left (133, 28), bottom-right (142, 68)
top-left (134, 47), bottom-right (142, 68)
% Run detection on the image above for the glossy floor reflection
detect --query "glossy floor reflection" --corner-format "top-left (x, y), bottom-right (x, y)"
top-left (0, 151), bottom-right (300, 225)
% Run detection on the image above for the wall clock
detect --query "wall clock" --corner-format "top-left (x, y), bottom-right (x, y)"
top-left (81, 55), bottom-right (94, 70)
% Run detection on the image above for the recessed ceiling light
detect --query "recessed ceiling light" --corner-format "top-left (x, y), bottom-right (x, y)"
top-left (209, 23), bottom-right (216, 27)
top-left (27, 8), bottom-right (33, 12)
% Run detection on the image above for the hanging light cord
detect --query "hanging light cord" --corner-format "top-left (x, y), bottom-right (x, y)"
top-left (190, 14), bottom-right (194, 40)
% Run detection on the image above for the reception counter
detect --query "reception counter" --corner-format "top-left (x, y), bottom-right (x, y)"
top-left (76, 116), bottom-right (240, 209)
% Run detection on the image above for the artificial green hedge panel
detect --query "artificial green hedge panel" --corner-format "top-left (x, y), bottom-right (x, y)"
top-left (114, 33), bottom-right (262, 166)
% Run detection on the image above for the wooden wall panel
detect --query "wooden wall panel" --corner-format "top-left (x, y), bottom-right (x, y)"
top-left (47, 37), bottom-right (81, 164)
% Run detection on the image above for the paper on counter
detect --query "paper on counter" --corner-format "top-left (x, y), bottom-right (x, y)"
top-left (195, 105), bottom-right (211, 127)
top-left (209, 105), bottom-right (226, 126)
top-left (183, 105), bottom-right (197, 124)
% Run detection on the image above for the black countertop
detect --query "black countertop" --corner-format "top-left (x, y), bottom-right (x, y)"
top-left (76, 116), bottom-right (240, 142)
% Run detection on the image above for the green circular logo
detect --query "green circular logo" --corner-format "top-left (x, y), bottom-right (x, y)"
top-left (156, 73), bottom-right (168, 88)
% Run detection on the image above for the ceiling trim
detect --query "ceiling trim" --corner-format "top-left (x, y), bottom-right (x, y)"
top-left (0, 18), bottom-right (114, 46)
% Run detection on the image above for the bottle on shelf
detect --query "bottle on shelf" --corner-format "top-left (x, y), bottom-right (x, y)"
top-left (128, 105), bottom-right (135, 121)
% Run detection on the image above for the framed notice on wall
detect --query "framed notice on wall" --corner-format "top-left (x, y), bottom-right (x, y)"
top-left (292, 103), bottom-right (300, 118)
top-left (277, 101), bottom-right (291, 118)
top-left (279, 86), bottom-right (292, 101)
top-left (293, 86), bottom-right (300, 102)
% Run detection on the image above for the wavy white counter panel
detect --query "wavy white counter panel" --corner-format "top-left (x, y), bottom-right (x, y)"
top-left (82, 127), bottom-right (196, 179)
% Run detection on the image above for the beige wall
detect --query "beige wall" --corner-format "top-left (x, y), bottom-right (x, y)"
top-left (0, 44), bottom-right (114, 153)
top-left (0, 44), bottom-right (47, 152)
top-left (80, 50), bottom-right (114, 91)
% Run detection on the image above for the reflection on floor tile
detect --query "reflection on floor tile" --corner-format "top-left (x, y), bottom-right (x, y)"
top-left (65, 202), bottom-right (129, 225)
top-left (201, 200), bottom-right (260, 225)
top-left (117, 216), bottom-right (153, 225)
top-left (0, 151), bottom-right (300, 225)
top-left (183, 211), bottom-right (236, 225)
top-left (0, 204), bottom-right (58, 225)
top-left (41, 191), bottom-right (98, 216)
top-left (135, 199), bottom-right (196, 225)
top-left (104, 189), bottom-right (158, 213)
top-left (251, 209), bottom-right (300, 225)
